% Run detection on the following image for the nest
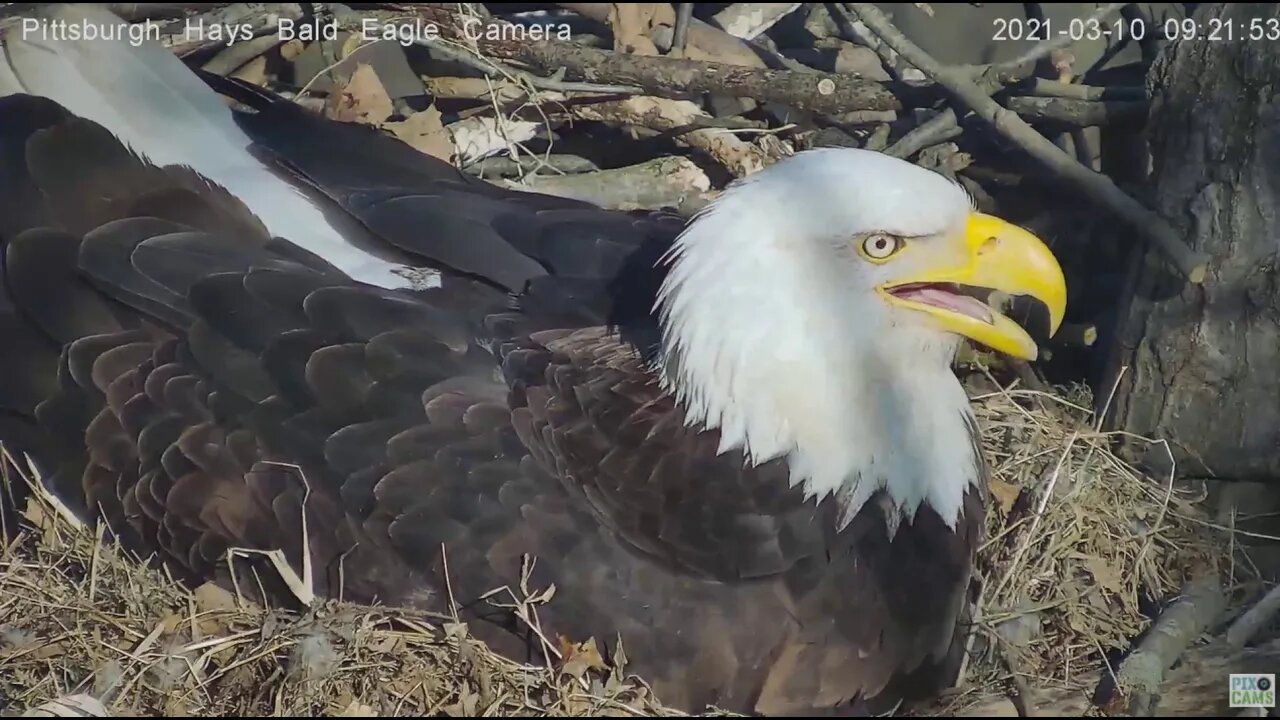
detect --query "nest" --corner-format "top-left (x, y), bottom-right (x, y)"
top-left (920, 369), bottom-right (1230, 716)
top-left (0, 488), bottom-right (682, 717)
top-left (0, 373), bottom-right (1231, 718)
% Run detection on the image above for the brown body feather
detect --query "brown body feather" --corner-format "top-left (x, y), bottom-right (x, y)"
top-left (0, 93), bottom-right (984, 715)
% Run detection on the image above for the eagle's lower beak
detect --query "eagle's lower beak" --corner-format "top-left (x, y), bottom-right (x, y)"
top-left (879, 212), bottom-right (1067, 361)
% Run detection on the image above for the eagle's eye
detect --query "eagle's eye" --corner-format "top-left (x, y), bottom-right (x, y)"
top-left (859, 233), bottom-right (903, 262)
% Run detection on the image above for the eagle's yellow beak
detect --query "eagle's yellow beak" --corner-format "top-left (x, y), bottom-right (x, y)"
top-left (878, 212), bottom-right (1067, 361)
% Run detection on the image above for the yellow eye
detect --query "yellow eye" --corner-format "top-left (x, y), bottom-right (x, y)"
top-left (860, 233), bottom-right (902, 261)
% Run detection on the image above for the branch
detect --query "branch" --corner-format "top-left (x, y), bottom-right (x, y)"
top-left (1108, 576), bottom-right (1228, 716)
top-left (994, 3), bottom-right (1132, 73)
top-left (1227, 583), bottom-right (1280, 648)
top-left (846, 3), bottom-right (1210, 283)
top-left (1006, 96), bottom-right (1147, 127)
top-left (885, 110), bottom-right (963, 159)
top-left (837, 4), bottom-right (1034, 161)
top-left (494, 156), bottom-right (714, 215)
top-left (378, 5), bottom-right (906, 115)
top-left (671, 2), bottom-right (693, 56)
top-left (951, 637), bottom-right (1280, 716)
top-left (566, 96), bottom-right (771, 177)
top-left (481, 38), bottom-right (903, 115)
top-left (463, 154), bottom-right (599, 178)
top-left (1025, 78), bottom-right (1146, 102)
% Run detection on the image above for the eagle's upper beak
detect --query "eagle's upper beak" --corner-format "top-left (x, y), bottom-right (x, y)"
top-left (878, 212), bottom-right (1067, 361)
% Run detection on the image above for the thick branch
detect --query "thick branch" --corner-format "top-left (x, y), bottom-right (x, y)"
top-left (847, 3), bottom-right (1210, 283)
top-left (566, 96), bottom-right (770, 177)
top-left (1024, 78), bottom-right (1146, 101)
top-left (1006, 96), bottom-right (1147, 127)
top-left (463, 154), bottom-right (599, 178)
top-left (886, 110), bottom-right (963, 159)
top-left (1108, 576), bottom-right (1228, 716)
top-left (494, 156), bottom-right (713, 215)
top-left (481, 39), bottom-right (903, 115)
top-left (1227, 583), bottom-right (1280, 648)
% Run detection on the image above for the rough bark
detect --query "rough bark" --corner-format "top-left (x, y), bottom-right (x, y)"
top-left (941, 638), bottom-right (1280, 717)
top-left (1100, 2), bottom-right (1280, 483)
top-left (481, 36), bottom-right (904, 114)
top-left (383, 4), bottom-right (909, 114)
top-left (1006, 96), bottom-right (1148, 127)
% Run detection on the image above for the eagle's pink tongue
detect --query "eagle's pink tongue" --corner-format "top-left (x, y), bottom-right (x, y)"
top-left (896, 286), bottom-right (994, 323)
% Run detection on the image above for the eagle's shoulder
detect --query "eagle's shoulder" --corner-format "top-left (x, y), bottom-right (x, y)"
top-left (498, 325), bottom-right (833, 582)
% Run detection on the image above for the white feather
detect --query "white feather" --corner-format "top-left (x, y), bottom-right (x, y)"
top-left (0, 3), bottom-right (421, 290)
top-left (656, 148), bottom-right (983, 529)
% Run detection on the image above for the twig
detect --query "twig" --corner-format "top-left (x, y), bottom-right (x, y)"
top-left (1006, 96), bottom-right (1147, 127)
top-left (1226, 583), bottom-right (1280, 648)
top-left (671, 2), bottom-right (693, 56)
top-left (989, 431), bottom-right (1078, 602)
top-left (846, 2), bottom-right (1209, 283)
top-left (995, 3), bottom-right (1132, 73)
top-left (1109, 576), bottom-right (1228, 716)
top-left (850, 11), bottom-right (1034, 160)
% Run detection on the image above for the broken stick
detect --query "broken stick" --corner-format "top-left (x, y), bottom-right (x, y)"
top-left (846, 2), bottom-right (1210, 284)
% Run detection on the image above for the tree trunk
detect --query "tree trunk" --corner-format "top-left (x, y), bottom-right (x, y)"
top-left (1100, 2), bottom-right (1280, 483)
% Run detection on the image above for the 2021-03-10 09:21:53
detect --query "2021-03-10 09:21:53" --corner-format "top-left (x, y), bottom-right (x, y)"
top-left (991, 14), bottom-right (1280, 43)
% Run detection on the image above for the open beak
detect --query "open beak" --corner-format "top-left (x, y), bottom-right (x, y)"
top-left (878, 212), bottom-right (1066, 361)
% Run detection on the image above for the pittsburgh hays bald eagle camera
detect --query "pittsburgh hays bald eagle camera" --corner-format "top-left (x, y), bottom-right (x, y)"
top-left (0, 4), bottom-right (1066, 715)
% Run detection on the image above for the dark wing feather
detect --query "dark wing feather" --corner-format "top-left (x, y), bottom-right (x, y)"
top-left (0, 90), bottom-right (983, 717)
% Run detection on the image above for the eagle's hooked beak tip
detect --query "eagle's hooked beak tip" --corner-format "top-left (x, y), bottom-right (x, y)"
top-left (880, 212), bottom-right (1067, 361)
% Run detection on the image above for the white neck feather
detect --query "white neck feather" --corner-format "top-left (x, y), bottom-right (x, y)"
top-left (653, 152), bottom-right (983, 531)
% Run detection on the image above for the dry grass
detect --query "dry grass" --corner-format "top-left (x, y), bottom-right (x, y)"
top-left (0, 371), bottom-right (1232, 718)
top-left (0, 474), bottom-right (682, 717)
top-left (920, 367), bottom-right (1232, 715)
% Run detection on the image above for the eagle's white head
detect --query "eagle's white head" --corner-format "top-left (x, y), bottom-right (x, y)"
top-left (655, 148), bottom-right (1066, 531)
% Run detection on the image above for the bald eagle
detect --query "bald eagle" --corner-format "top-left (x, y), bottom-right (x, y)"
top-left (0, 5), bottom-right (1066, 715)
